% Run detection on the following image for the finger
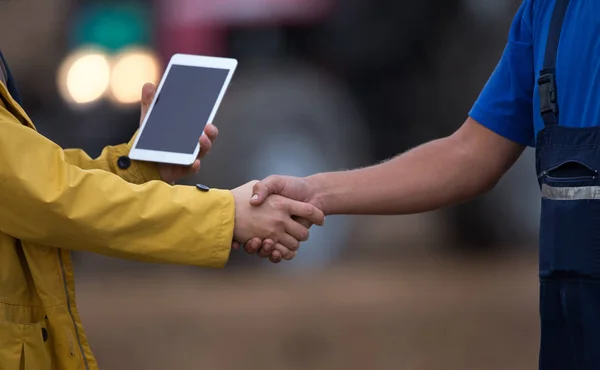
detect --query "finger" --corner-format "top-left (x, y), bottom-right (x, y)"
top-left (198, 134), bottom-right (212, 159)
top-left (243, 244), bottom-right (255, 255)
top-left (292, 216), bottom-right (313, 229)
top-left (269, 249), bottom-right (283, 264)
top-left (189, 159), bottom-right (201, 175)
top-left (204, 123), bottom-right (219, 142)
top-left (283, 219), bottom-right (309, 245)
top-left (231, 241), bottom-right (241, 250)
top-left (262, 239), bottom-right (275, 253)
top-left (258, 240), bottom-right (273, 258)
top-left (167, 161), bottom-right (200, 184)
top-left (283, 251), bottom-right (297, 261)
top-left (272, 244), bottom-right (292, 259)
top-left (243, 238), bottom-right (263, 255)
top-left (257, 239), bottom-right (275, 258)
top-left (278, 233), bottom-right (300, 252)
top-left (271, 244), bottom-right (296, 262)
top-left (250, 176), bottom-right (285, 206)
top-left (278, 245), bottom-right (297, 261)
top-left (254, 239), bottom-right (274, 257)
top-left (139, 83), bottom-right (156, 125)
top-left (285, 200), bottom-right (325, 226)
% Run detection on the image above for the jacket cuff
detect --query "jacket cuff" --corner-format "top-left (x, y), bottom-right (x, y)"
top-left (109, 130), bottom-right (162, 184)
top-left (201, 189), bottom-right (235, 268)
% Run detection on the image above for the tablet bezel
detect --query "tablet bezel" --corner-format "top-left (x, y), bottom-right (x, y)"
top-left (129, 54), bottom-right (238, 166)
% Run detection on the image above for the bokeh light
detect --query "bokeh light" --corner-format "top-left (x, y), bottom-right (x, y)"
top-left (109, 47), bottom-right (161, 105)
top-left (57, 47), bottom-right (111, 105)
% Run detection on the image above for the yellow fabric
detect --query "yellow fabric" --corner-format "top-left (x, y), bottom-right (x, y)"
top-left (63, 130), bottom-right (161, 185)
top-left (0, 82), bottom-right (235, 369)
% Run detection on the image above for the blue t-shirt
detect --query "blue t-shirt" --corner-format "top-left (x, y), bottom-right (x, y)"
top-left (469, 0), bottom-right (600, 147)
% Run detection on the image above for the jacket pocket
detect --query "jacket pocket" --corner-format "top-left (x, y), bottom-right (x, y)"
top-left (0, 320), bottom-right (53, 370)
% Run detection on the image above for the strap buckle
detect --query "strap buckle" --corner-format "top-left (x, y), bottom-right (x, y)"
top-left (538, 73), bottom-right (558, 116)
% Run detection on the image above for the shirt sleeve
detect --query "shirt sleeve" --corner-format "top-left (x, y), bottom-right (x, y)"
top-left (469, 0), bottom-right (535, 147)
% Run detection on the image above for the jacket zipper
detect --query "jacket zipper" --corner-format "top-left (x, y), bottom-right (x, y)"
top-left (58, 250), bottom-right (90, 370)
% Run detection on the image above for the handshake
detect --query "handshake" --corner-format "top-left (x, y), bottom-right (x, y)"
top-left (230, 176), bottom-right (321, 263)
top-left (138, 84), bottom-right (323, 264)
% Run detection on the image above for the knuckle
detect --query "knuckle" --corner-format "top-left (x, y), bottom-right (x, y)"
top-left (260, 176), bottom-right (275, 189)
top-left (303, 204), bottom-right (314, 216)
top-left (261, 243), bottom-right (272, 253)
top-left (271, 197), bottom-right (285, 209)
top-left (266, 174), bottom-right (282, 183)
top-left (274, 217), bottom-right (286, 230)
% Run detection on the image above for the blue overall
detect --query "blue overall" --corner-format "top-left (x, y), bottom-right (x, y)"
top-left (537, 0), bottom-right (600, 368)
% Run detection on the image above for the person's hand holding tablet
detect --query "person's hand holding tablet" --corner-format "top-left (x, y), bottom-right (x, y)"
top-left (137, 82), bottom-right (219, 184)
top-left (129, 54), bottom-right (237, 169)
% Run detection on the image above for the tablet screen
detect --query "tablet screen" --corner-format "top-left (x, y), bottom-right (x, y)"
top-left (135, 65), bottom-right (230, 154)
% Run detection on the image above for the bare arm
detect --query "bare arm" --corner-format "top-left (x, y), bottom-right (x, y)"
top-left (252, 117), bottom-right (525, 216)
top-left (243, 118), bottom-right (525, 262)
top-left (308, 118), bottom-right (525, 215)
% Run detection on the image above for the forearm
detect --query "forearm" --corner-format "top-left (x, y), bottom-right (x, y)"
top-left (0, 114), bottom-right (234, 267)
top-left (308, 120), bottom-right (524, 216)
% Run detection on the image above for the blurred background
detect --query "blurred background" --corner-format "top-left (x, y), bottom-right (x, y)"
top-left (0, 0), bottom-right (541, 369)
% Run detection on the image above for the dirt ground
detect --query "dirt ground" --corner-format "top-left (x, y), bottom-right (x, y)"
top-left (74, 251), bottom-right (540, 370)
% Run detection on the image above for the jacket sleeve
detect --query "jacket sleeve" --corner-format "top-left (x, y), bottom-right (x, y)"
top-left (0, 107), bottom-right (235, 268)
top-left (63, 130), bottom-right (162, 185)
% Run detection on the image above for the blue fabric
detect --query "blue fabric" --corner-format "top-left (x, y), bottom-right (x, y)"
top-left (534, 2), bottom-right (600, 368)
top-left (0, 50), bottom-right (23, 106)
top-left (469, 0), bottom-right (600, 147)
top-left (535, 124), bottom-right (600, 370)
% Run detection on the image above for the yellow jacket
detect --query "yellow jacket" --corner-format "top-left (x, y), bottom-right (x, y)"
top-left (0, 82), bottom-right (235, 370)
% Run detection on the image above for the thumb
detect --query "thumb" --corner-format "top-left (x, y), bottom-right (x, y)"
top-left (140, 83), bottom-right (156, 126)
top-left (250, 176), bottom-right (283, 206)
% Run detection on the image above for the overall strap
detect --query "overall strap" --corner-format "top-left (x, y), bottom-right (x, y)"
top-left (538, 0), bottom-right (571, 127)
top-left (0, 50), bottom-right (23, 106)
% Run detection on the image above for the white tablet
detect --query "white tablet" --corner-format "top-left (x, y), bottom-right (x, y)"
top-left (129, 54), bottom-right (238, 165)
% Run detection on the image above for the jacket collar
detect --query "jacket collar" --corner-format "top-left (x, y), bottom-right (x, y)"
top-left (0, 50), bottom-right (23, 106)
top-left (0, 55), bottom-right (6, 86)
